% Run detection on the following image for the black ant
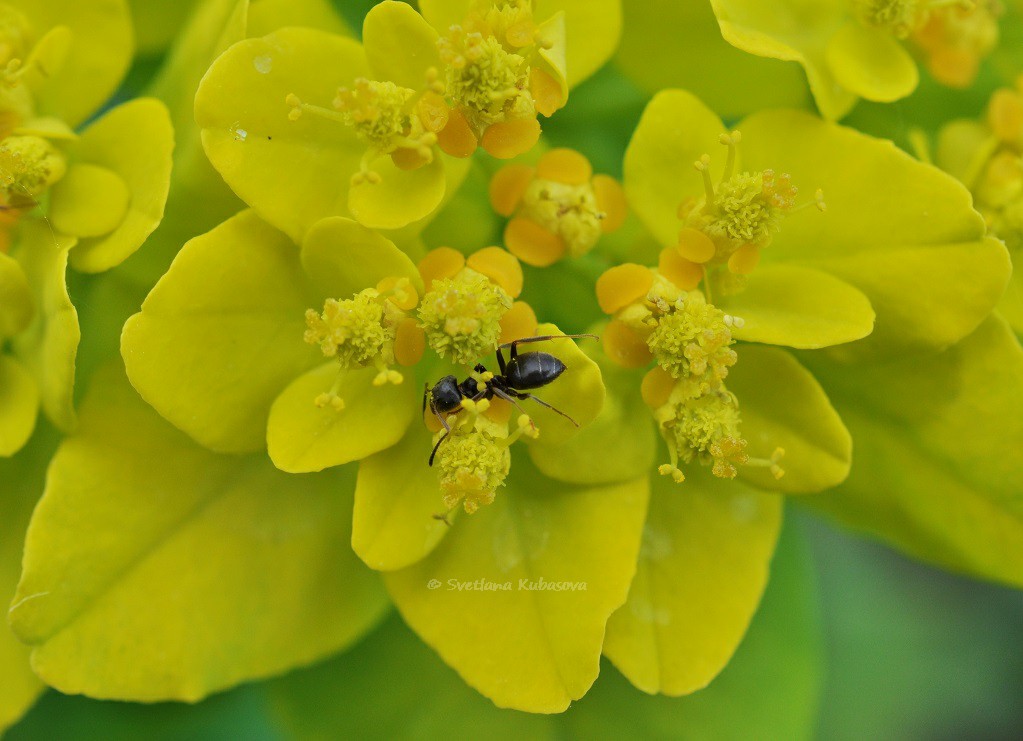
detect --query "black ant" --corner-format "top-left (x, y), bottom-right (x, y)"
top-left (424, 333), bottom-right (598, 465)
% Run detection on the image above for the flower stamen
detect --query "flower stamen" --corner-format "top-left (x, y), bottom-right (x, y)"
top-left (303, 284), bottom-right (417, 409)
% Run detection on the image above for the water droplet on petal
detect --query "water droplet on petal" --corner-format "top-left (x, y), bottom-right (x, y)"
top-left (254, 55), bottom-right (272, 74)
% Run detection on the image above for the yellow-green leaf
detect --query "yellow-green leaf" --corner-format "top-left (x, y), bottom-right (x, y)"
top-left (603, 469), bottom-right (781, 696)
top-left (817, 239), bottom-right (1011, 357)
top-left (0, 431), bottom-right (57, 732)
top-left (807, 316), bottom-right (1023, 587)
top-left (384, 461), bottom-right (648, 713)
top-left (514, 324), bottom-right (604, 447)
top-left (267, 363), bottom-right (415, 473)
top-left (268, 614), bottom-right (557, 739)
top-left (9, 364), bottom-right (389, 701)
top-left (737, 109), bottom-right (1008, 355)
top-left (121, 210), bottom-right (315, 454)
top-left (730, 345), bottom-right (852, 494)
top-left (720, 264), bottom-right (875, 349)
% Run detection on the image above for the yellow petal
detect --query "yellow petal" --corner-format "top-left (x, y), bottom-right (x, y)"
top-left (504, 217), bottom-right (567, 267)
top-left (466, 246), bottom-right (523, 298)
top-left (66, 98), bottom-right (174, 273)
top-left (384, 464), bottom-right (648, 713)
top-left (603, 469), bottom-right (781, 695)
top-left (537, 148), bottom-right (592, 185)
top-left (718, 264), bottom-right (875, 349)
top-left (195, 28), bottom-right (369, 242)
top-left (596, 263), bottom-right (653, 314)
top-left (9, 224), bottom-right (79, 433)
top-left (267, 364), bottom-right (415, 473)
top-left (825, 21), bottom-right (919, 103)
top-left (489, 164), bottom-right (535, 217)
top-left (49, 164), bottom-right (129, 239)
top-left (625, 90), bottom-right (726, 247)
top-left (0, 355), bottom-right (38, 457)
top-left (352, 422), bottom-right (453, 571)
top-left (301, 216), bottom-right (423, 301)
top-left (0, 252), bottom-right (33, 338)
top-left (729, 345), bottom-right (852, 494)
top-left (9, 0), bottom-right (133, 127)
top-left (363, 1), bottom-right (440, 88)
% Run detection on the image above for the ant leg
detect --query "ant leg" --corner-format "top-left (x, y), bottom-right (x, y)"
top-left (490, 387), bottom-right (538, 430)
top-left (517, 391), bottom-right (580, 427)
top-left (429, 430), bottom-right (450, 466)
top-left (498, 333), bottom-right (600, 360)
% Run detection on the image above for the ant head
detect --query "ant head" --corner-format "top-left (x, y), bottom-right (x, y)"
top-left (429, 375), bottom-right (463, 414)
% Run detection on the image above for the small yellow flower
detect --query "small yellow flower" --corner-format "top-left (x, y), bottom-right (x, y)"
top-left (431, 0), bottom-right (568, 159)
top-left (711, 0), bottom-right (1002, 119)
top-left (674, 131), bottom-right (825, 283)
top-left (489, 147), bottom-right (627, 266)
top-left (432, 400), bottom-right (541, 515)
top-left (416, 245), bottom-right (525, 365)
top-left (933, 74), bottom-right (1023, 332)
top-left (303, 279), bottom-right (421, 411)
top-left (909, 0), bottom-right (1002, 88)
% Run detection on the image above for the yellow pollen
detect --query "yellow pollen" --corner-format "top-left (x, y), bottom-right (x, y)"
top-left (676, 131), bottom-right (823, 274)
top-left (439, 28), bottom-right (532, 130)
top-left (417, 267), bottom-right (513, 365)
top-left (643, 290), bottom-right (737, 394)
top-left (432, 397), bottom-right (537, 515)
top-left (286, 76), bottom-right (438, 184)
top-left (0, 135), bottom-right (66, 207)
top-left (436, 428), bottom-right (509, 514)
top-left (303, 287), bottom-right (410, 408)
top-left (655, 387), bottom-right (749, 483)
